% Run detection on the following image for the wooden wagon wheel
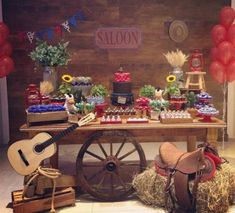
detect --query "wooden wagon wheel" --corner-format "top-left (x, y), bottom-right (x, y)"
top-left (76, 130), bottom-right (147, 201)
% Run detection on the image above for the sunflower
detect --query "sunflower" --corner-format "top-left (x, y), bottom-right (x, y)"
top-left (62, 74), bottom-right (73, 83)
top-left (166, 75), bottom-right (176, 83)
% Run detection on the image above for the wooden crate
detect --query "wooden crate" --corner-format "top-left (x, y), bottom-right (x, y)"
top-left (160, 117), bottom-right (193, 124)
top-left (12, 187), bottom-right (75, 213)
top-left (26, 111), bottom-right (68, 127)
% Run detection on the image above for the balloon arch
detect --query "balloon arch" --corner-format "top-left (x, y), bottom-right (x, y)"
top-left (0, 22), bottom-right (14, 78)
top-left (210, 6), bottom-right (235, 83)
top-left (210, 6), bottom-right (235, 147)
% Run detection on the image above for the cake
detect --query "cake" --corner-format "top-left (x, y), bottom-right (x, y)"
top-left (111, 67), bottom-right (134, 106)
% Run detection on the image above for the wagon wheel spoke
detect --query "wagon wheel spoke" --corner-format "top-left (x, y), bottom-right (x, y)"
top-left (114, 172), bottom-right (128, 191)
top-left (110, 173), bottom-right (114, 194)
top-left (88, 168), bottom-right (105, 182)
top-left (82, 162), bottom-right (102, 167)
top-left (115, 138), bottom-right (126, 157)
top-left (95, 172), bottom-right (106, 190)
top-left (118, 166), bottom-right (133, 179)
top-left (85, 150), bottom-right (105, 161)
top-left (96, 140), bottom-right (108, 157)
top-left (118, 148), bottom-right (137, 161)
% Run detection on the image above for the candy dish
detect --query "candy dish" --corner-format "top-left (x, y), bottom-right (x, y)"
top-left (196, 92), bottom-right (212, 103)
top-left (100, 115), bottom-right (122, 124)
top-left (198, 106), bottom-right (219, 122)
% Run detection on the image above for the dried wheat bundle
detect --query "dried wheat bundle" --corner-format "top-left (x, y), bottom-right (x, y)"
top-left (40, 81), bottom-right (54, 95)
top-left (163, 49), bottom-right (189, 68)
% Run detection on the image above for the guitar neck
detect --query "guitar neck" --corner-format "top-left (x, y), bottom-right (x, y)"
top-left (41, 123), bottom-right (79, 149)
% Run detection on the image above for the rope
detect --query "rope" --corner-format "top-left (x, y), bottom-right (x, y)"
top-left (22, 166), bottom-right (61, 213)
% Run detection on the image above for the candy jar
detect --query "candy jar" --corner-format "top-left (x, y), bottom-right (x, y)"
top-left (25, 84), bottom-right (41, 108)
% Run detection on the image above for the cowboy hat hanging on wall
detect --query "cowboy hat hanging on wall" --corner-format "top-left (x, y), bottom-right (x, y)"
top-left (168, 20), bottom-right (189, 43)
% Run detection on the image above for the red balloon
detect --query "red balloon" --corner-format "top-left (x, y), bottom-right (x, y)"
top-left (217, 41), bottom-right (234, 65)
top-left (227, 60), bottom-right (235, 82)
top-left (0, 56), bottom-right (14, 78)
top-left (0, 42), bottom-right (12, 58)
top-left (209, 61), bottom-right (226, 84)
top-left (227, 24), bottom-right (235, 46)
top-left (219, 6), bottom-right (235, 29)
top-left (0, 22), bottom-right (9, 37)
top-left (0, 33), bottom-right (6, 46)
top-left (210, 47), bottom-right (219, 61)
top-left (211, 24), bottom-right (227, 45)
top-left (0, 22), bottom-right (9, 45)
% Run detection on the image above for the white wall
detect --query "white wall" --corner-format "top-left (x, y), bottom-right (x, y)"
top-left (229, 0), bottom-right (235, 139)
top-left (0, 0), bottom-right (10, 145)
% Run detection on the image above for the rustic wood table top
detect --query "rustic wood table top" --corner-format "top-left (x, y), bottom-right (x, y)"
top-left (20, 117), bottom-right (226, 132)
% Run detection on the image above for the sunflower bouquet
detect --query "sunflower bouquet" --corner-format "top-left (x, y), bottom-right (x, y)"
top-left (164, 75), bottom-right (181, 97)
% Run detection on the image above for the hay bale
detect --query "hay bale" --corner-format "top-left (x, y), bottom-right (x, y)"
top-left (133, 164), bottom-right (235, 213)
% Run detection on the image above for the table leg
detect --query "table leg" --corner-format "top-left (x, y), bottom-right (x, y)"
top-left (187, 136), bottom-right (197, 152)
top-left (49, 145), bottom-right (59, 169)
top-left (207, 128), bottom-right (218, 148)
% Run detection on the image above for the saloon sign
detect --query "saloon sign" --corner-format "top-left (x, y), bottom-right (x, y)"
top-left (95, 27), bottom-right (142, 49)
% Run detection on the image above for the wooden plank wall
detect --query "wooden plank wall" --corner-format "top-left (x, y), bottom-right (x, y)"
top-left (3, 0), bottom-right (231, 142)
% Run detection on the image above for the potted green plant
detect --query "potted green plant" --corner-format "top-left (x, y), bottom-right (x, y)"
top-left (139, 85), bottom-right (155, 99)
top-left (149, 99), bottom-right (169, 120)
top-left (87, 84), bottom-right (108, 104)
top-left (88, 84), bottom-right (108, 117)
top-left (186, 91), bottom-right (198, 118)
top-left (58, 82), bottom-right (72, 96)
top-left (29, 39), bottom-right (70, 90)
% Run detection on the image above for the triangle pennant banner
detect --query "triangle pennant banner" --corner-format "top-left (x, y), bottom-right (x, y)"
top-left (75, 11), bottom-right (86, 21)
top-left (17, 9), bottom-right (87, 43)
top-left (35, 30), bottom-right (45, 40)
top-left (61, 21), bottom-right (71, 33)
top-left (54, 25), bottom-right (62, 37)
top-left (27, 31), bottom-right (35, 43)
top-left (46, 28), bottom-right (54, 40)
top-left (68, 15), bottom-right (78, 27)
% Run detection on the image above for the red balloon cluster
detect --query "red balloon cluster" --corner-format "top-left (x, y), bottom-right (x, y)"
top-left (210, 6), bottom-right (235, 84)
top-left (0, 22), bottom-right (14, 78)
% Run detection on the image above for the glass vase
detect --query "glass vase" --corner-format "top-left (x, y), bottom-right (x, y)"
top-left (169, 67), bottom-right (184, 88)
top-left (43, 66), bottom-right (58, 91)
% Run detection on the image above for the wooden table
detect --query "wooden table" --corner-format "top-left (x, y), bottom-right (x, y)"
top-left (20, 118), bottom-right (226, 167)
top-left (19, 118), bottom-right (226, 201)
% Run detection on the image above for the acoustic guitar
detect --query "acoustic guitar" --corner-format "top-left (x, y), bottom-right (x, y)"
top-left (7, 113), bottom-right (95, 176)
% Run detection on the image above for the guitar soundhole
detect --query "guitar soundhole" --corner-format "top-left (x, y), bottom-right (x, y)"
top-left (34, 144), bottom-right (44, 154)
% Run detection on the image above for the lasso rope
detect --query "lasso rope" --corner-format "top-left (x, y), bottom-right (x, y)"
top-left (22, 166), bottom-right (61, 213)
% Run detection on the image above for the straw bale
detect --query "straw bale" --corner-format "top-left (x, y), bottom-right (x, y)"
top-left (133, 164), bottom-right (235, 213)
